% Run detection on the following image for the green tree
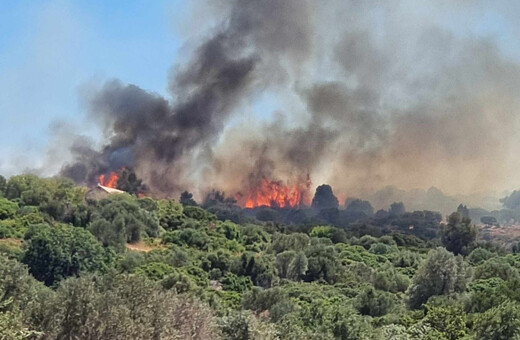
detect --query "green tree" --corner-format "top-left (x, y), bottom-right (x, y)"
top-left (408, 248), bottom-right (469, 309)
top-left (305, 244), bottom-right (340, 283)
top-left (372, 264), bottom-right (410, 293)
top-left (40, 273), bottom-right (219, 339)
top-left (89, 195), bottom-right (159, 249)
top-left (241, 225), bottom-right (270, 252)
top-left (468, 278), bottom-right (508, 313)
top-left (217, 221), bottom-right (241, 240)
top-left (467, 247), bottom-right (495, 265)
top-left (22, 224), bottom-right (111, 285)
top-left (242, 287), bottom-right (287, 313)
top-left (276, 250), bottom-right (296, 279)
top-left (0, 255), bottom-right (51, 330)
top-left (157, 199), bottom-right (184, 230)
top-left (219, 311), bottom-right (277, 340)
top-left (288, 251), bottom-right (308, 281)
top-left (135, 262), bottom-right (176, 281)
top-left (4, 175), bottom-right (44, 201)
top-left (275, 251), bottom-right (308, 281)
top-left (424, 303), bottom-right (467, 340)
top-left (355, 287), bottom-right (395, 317)
top-left (270, 232), bottom-right (310, 253)
top-left (474, 300), bottom-right (520, 340)
top-left (220, 272), bottom-right (253, 293)
top-left (162, 228), bottom-right (211, 250)
top-left (237, 252), bottom-right (278, 288)
top-left (310, 226), bottom-right (334, 239)
top-left (0, 299), bottom-right (41, 340)
top-left (474, 258), bottom-right (519, 281)
top-left (440, 212), bottom-right (476, 255)
top-left (183, 205), bottom-right (215, 221)
top-left (0, 198), bottom-right (18, 220)
top-left (0, 175), bottom-right (6, 197)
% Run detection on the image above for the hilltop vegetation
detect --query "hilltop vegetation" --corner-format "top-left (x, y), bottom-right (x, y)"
top-left (2, 174), bottom-right (520, 339)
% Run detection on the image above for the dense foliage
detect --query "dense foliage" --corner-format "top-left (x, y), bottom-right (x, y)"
top-left (2, 174), bottom-right (520, 339)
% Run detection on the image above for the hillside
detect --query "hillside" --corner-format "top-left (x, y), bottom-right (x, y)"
top-left (1, 174), bottom-right (520, 339)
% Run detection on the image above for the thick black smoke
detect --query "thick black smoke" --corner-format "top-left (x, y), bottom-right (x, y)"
top-left (61, 1), bottom-right (520, 207)
top-left (207, 1), bottom-right (520, 206)
top-left (61, 0), bottom-right (314, 195)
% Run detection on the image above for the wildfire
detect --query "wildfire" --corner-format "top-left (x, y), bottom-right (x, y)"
top-left (243, 177), bottom-right (310, 208)
top-left (99, 171), bottom-right (119, 188)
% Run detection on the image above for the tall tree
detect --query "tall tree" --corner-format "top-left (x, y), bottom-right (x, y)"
top-left (22, 224), bottom-right (111, 286)
top-left (440, 212), bottom-right (477, 255)
top-left (345, 199), bottom-right (374, 217)
top-left (180, 191), bottom-right (198, 206)
top-left (408, 248), bottom-right (469, 309)
top-left (311, 184), bottom-right (339, 210)
top-left (389, 202), bottom-right (405, 216)
top-left (0, 175), bottom-right (6, 197)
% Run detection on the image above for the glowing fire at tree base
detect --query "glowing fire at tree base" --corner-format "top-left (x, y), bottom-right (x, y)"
top-left (98, 171), bottom-right (119, 188)
top-left (242, 177), bottom-right (310, 208)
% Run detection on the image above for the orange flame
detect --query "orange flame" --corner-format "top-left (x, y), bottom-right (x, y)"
top-left (98, 171), bottom-right (119, 188)
top-left (243, 177), bottom-right (310, 208)
top-left (336, 192), bottom-right (348, 207)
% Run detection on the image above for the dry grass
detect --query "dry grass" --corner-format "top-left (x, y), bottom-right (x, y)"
top-left (479, 224), bottom-right (520, 238)
top-left (0, 238), bottom-right (22, 247)
top-left (125, 241), bottom-right (165, 252)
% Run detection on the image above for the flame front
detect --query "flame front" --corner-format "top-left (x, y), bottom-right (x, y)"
top-left (244, 177), bottom-right (309, 208)
top-left (99, 171), bottom-right (119, 188)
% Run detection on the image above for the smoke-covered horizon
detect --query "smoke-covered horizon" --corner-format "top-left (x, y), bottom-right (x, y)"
top-left (46, 0), bottom-right (520, 209)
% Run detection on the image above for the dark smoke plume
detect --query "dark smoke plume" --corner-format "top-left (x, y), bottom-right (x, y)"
top-left (61, 0), bottom-right (314, 197)
top-left (60, 1), bottom-right (520, 207)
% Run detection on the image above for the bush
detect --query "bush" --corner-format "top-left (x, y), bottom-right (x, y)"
top-left (310, 226), bottom-right (333, 239)
top-left (355, 287), bottom-right (396, 317)
top-left (369, 243), bottom-right (398, 255)
top-left (474, 258), bottom-right (519, 281)
top-left (467, 247), bottom-right (495, 265)
top-left (157, 199), bottom-right (183, 230)
top-left (88, 196), bottom-right (159, 249)
top-left (221, 273), bottom-right (253, 293)
top-left (22, 224), bottom-right (111, 285)
top-left (440, 212), bottom-right (476, 255)
top-left (407, 248), bottom-right (469, 309)
top-left (0, 198), bottom-right (18, 220)
top-left (162, 228), bottom-right (211, 250)
top-left (424, 303), bottom-right (467, 340)
top-left (135, 262), bottom-right (175, 280)
top-left (474, 300), bottom-right (520, 340)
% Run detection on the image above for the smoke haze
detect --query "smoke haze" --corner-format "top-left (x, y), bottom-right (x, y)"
top-left (58, 0), bottom-right (520, 209)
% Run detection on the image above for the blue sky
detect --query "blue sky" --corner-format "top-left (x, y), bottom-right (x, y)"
top-left (0, 0), bottom-right (184, 174)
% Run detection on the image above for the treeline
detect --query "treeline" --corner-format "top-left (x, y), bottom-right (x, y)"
top-left (202, 185), bottom-right (444, 241)
top-left (1, 174), bottom-right (520, 339)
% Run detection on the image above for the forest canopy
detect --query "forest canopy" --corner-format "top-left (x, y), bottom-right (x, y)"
top-left (1, 174), bottom-right (520, 339)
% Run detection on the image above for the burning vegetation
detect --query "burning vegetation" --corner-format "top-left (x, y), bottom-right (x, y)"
top-left (95, 167), bottom-right (146, 196)
top-left (241, 177), bottom-right (310, 209)
top-left (6, 2), bottom-right (520, 339)
top-left (98, 171), bottom-right (119, 188)
top-left (57, 0), bottom-right (520, 211)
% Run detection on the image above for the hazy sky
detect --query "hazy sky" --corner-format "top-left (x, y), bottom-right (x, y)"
top-left (2, 0), bottom-right (520, 190)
